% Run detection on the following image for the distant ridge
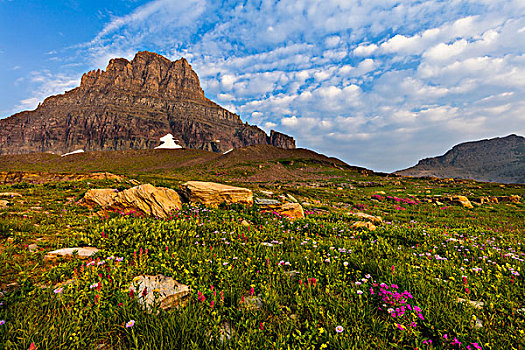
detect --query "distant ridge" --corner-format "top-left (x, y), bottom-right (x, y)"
top-left (396, 134), bottom-right (525, 184)
top-left (0, 51), bottom-right (295, 155)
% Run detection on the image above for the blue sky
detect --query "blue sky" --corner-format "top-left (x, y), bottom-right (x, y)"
top-left (1, 0), bottom-right (524, 172)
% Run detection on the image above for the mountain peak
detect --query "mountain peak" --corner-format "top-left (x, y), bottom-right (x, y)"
top-left (80, 52), bottom-right (204, 100)
top-left (0, 51), bottom-right (295, 155)
top-left (397, 134), bottom-right (525, 184)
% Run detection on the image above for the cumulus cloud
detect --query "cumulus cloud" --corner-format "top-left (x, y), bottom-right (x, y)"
top-left (8, 0), bottom-right (525, 171)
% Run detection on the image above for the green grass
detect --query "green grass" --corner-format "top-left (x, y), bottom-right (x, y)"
top-left (0, 172), bottom-right (524, 349)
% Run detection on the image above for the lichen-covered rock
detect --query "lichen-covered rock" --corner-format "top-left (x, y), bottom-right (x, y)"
top-left (181, 181), bottom-right (253, 207)
top-left (129, 274), bottom-right (190, 311)
top-left (81, 184), bottom-right (182, 218)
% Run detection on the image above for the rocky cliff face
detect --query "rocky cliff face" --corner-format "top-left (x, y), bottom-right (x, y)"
top-left (0, 51), bottom-right (295, 155)
top-left (397, 134), bottom-right (525, 184)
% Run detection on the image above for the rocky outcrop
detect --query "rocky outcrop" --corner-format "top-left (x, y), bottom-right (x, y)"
top-left (180, 181), bottom-right (253, 207)
top-left (397, 134), bottom-right (525, 184)
top-left (0, 51), bottom-right (295, 155)
top-left (447, 195), bottom-right (473, 209)
top-left (81, 184), bottom-right (182, 218)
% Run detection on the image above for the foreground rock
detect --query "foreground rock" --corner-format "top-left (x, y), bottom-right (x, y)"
top-left (181, 181), bottom-right (253, 207)
top-left (258, 201), bottom-right (304, 220)
top-left (129, 275), bottom-right (190, 311)
top-left (44, 247), bottom-right (99, 261)
top-left (81, 184), bottom-right (182, 218)
top-left (0, 200), bottom-right (8, 208)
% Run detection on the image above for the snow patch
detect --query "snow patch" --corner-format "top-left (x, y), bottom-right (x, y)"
top-left (155, 134), bottom-right (182, 149)
top-left (61, 149), bottom-right (84, 157)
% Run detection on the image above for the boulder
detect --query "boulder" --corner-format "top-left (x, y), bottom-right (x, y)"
top-left (129, 274), bottom-right (190, 311)
top-left (448, 195), bottom-right (473, 209)
top-left (82, 189), bottom-right (118, 208)
top-left (349, 212), bottom-right (382, 225)
top-left (44, 247), bottom-right (99, 261)
top-left (351, 221), bottom-right (376, 231)
top-left (81, 184), bottom-right (182, 218)
top-left (0, 200), bottom-right (8, 208)
top-left (259, 201), bottom-right (304, 220)
top-left (279, 203), bottom-right (304, 219)
top-left (181, 181), bottom-right (253, 207)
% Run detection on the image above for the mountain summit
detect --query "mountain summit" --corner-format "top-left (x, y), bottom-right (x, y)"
top-left (0, 51), bottom-right (295, 155)
top-left (397, 134), bottom-right (525, 184)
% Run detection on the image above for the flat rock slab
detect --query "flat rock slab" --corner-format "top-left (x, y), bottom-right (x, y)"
top-left (448, 196), bottom-right (473, 209)
top-left (81, 184), bottom-right (182, 218)
top-left (181, 181), bottom-right (253, 207)
top-left (0, 192), bottom-right (22, 197)
top-left (130, 274), bottom-right (190, 311)
top-left (255, 198), bottom-right (281, 205)
top-left (45, 247), bottom-right (99, 261)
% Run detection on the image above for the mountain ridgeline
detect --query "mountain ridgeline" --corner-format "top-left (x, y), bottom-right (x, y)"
top-left (0, 51), bottom-right (295, 155)
top-left (397, 134), bottom-right (525, 184)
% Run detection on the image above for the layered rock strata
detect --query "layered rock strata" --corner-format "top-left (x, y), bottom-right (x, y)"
top-left (0, 51), bottom-right (295, 155)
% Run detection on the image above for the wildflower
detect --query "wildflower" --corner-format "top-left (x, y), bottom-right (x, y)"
top-left (472, 343), bottom-right (482, 350)
top-left (259, 322), bottom-right (264, 330)
top-left (335, 325), bottom-right (344, 333)
top-left (443, 334), bottom-right (448, 340)
top-left (90, 283), bottom-right (98, 289)
top-left (357, 290), bottom-right (363, 294)
top-left (395, 323), bottom-right (405, 330)
top-left (53, 287), bottom-right (63, 294)
top-left (0, 320), bottom-right (5, 326)
top-left (210, 300), bottom-right (214, 308)
top-left (125, 320), bottom-right (135, 328)
top-left (28, 343), bottom-right (36, 350)
top-left (250, 287), bottom-right (255, 296)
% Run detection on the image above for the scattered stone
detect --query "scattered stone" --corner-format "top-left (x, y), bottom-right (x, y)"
top-left (255, 198), bottom-right (281, 206)
top-left (490, 197), bottom-right (499, 204)
top-left (260, 190), bottom-right (273, 196)
top-left (241, 220), bottom-right (251, 227)
top-left (0, 192), bottom-right (22, 198)
top-left (240, 295), bottom-right (263, 310)
top-left (181, 181), bottom-right (253, 207)
top-left (349, 212), bottom-right (382, 225)
top-left (449, 196), bottom-right (473, 209)
top-left (0, 200), bottom-right (8, 208)
top-left (81, 184), bottom-right (182, 218)
top-left (457, 298), bottom-right (484, 309)
top-left (351, 221), bottom-right (376, 231)
top-left (284, 270), bottom-right (301, 282)
top-left (44, 247), bottom-right (99, 261)
top-left (28, 244), bottom-right (39, 252)
top-left (471, 317), bottom-right (483, 329)
top-left (279, 203), bottom-right (304, 219)
top-left (30, 206), bottom-right (42, 210)
top-left (129, 274), bottom-right (190, 311)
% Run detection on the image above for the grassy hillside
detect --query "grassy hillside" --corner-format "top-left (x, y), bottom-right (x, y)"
top-left (0, 151), bottom-right (524, 349)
